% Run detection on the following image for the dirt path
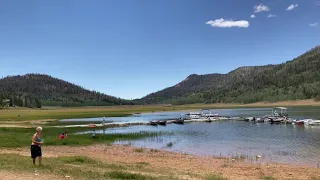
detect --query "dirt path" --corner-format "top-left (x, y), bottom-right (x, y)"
top-left (0, 119), bottom-right (57, 128)
top-left (0, 171), bottom-right (60, 180)
top-left (1, 145), bottom-right (319, 180)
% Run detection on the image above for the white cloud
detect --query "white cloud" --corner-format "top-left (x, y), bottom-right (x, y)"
top-left (250, 14), bottom-right (256, 18)
top-left (206, 18), bottom-right (249, 28)
top-left (254, 4), bottom-right (270, 13)
top-left (268, 14), bottom-right (276, 18)
top-left (310, 22), bottom-right (318, 27)
top-left (286, 4), bottom-right (298, 11)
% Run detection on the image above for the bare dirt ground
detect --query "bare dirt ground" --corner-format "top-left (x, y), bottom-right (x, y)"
top-left (1, 145), bottom-right (319, 180)
top-left (0, 171), bottom-right (60, 180)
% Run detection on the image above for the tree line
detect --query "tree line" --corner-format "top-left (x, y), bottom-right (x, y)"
top-left (0, 94), bottom-right (41, 108)
top-left (0, 74), bottom-right (134, 107)
top-left (141, 46), bottom-right (320, 104)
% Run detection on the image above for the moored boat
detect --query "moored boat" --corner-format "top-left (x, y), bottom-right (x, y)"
top-left (205, 118), bottom-right (212, 123)
top-left (295, 120), bottom-right (305, 125)
top-left (254, 117), bottom-right (264, 123)
top-left (149, 120), bottom-right (158, 126)
top-left (244, 117), bottom-right (255, 122)
top-left (305, 119), bottom-right (320, 126)
top-left (157, 120), bottom-right (167, 126)
top-left (173, 119), bottom-right (184, 124)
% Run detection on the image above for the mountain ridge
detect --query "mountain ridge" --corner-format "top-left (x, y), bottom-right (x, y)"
top-left (140, 45), bottom-right (320, 104)
top-left (1, 46), bottom-right (319, 106)
top-left (0, 73), bottom-right (133, 107)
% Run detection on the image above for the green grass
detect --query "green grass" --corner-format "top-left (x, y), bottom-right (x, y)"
top-left (0, 127), bottom-right (161, 148)
top-left (260, 176), bottom-right (277, 180)
top-left (0, 154), bottom-right (165, 180)
top-left (0, 105), bottom-right (182, 121)
top-left (107, 171), bottom-right (156, 180)
top-left (206, 174), bottom-right (228, 180)
top-left (133, 148), bottom-right (144, 153)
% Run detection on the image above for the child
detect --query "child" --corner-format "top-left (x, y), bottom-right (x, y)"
top-left (58, 132), bottom-right (65, 139)
top-left (58, 132), bottom-right (68, 139)
top-left (92, 130), bottom-right (96, 139)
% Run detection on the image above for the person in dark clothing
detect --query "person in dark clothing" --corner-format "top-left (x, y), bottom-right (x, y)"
top-left (31, 127), bottom-right (44, 165)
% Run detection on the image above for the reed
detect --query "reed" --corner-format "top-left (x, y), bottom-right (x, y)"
top-left (0, 127), bottom-right (161, 148)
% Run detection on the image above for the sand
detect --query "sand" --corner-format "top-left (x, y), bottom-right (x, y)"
top-left (1, 145), bottom-right (319, 180)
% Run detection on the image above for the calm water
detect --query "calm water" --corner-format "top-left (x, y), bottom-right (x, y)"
top-left (62, 107), bottom-right (320, 167)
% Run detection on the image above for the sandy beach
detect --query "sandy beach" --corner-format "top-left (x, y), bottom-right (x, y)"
top-left (1, 144), bottom-right (319, 180)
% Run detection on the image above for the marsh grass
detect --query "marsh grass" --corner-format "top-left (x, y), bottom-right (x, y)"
top-left (0, 127), bottom-right (161, 148)
top-left (260, 176), bottom-right (277, 180)
top-left (133, 148), bottom-right (144, 153)
top-left (206, 174), bottom-right (228, 180)
top-left (0, 154), bottom-right (163, 180)
top-left (0, 105), bottom-right (185, 121)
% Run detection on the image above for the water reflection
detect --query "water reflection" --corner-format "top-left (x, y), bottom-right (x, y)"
top-left (69, 107), bottom-right (320, 167)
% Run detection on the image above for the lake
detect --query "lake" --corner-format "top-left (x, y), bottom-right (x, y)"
top-left (61, 107), bottom-right (320, 167)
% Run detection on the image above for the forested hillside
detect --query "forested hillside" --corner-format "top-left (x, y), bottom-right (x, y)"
top-left (141, 46), bottom-right (320, 104)
top-left (0, 74), bottom-right (133, 107)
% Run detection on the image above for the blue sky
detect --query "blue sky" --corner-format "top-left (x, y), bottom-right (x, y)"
top-left (0, 0), bottom-right (319, 99)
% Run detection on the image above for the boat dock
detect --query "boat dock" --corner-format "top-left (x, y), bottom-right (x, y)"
top-left (52, 117), bottom-right (241, 128)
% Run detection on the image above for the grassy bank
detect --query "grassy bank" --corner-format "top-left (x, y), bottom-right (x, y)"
top-left (0, 153), bottom-right (228, 180)
top-left (0, 154), bottom-right (171, 180)
top-left (0, 127), bottom-right (161, 148)
top-left (1, 99), bottom-right (320, 122)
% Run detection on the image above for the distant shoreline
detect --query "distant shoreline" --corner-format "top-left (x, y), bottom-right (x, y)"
top-left (1, 99), bottom-right (320, 122)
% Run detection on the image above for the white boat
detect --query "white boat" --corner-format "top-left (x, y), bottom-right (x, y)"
top-left (304, 119), bottom-right (320, 126)
top-left (244, 117), bottom-right (255, 121)
top-left (264, 107), bottom-right (288, 119)
top-left (182, 110), bottom-right (231, 121)
top-left (186, 112), bottom-right (202, 119)
top-left (254, 117), bottom-right (264, 123)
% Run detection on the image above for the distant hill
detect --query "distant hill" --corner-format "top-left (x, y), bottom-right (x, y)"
top-left (141, 46), bottom-right (320, 104)
top-left (0, 74), bottom-right (133, 107)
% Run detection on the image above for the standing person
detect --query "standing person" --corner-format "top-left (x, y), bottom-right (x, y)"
top-left (31, 127), bottom-right (44, 166)
top-left (92, 129), bottom-right (96, 139)
top-left (102, 117), bottom-right (106, 126)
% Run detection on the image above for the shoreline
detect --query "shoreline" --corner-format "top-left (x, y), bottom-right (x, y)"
top-left (1, 99), bottom-right (320, 122)
top-left (1, 144), bottom-right (319, 180)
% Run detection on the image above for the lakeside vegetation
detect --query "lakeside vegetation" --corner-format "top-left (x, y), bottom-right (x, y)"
top-left (0, 154), bottom-right (171, 180)
top-left (0, 127), bottom-right (161, 148)
top-left (1, 100), bottom-right (320, 122)
top-left (0, 154), bottom-right (227, 180)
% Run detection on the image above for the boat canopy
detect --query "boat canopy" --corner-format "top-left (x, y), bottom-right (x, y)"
top-left (272, 107), bottom-right (288, 117)
top-left (189, 112), bottom-right (202, 115)
top-left (273, 107), bottom-right (287, 110)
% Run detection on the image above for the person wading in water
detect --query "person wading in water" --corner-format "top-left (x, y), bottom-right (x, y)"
top-left (31, 127), bottom-right (44, 165)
